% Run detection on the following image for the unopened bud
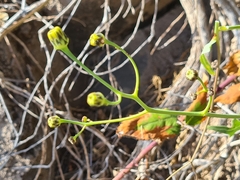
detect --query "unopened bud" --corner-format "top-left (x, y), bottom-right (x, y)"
top-left (186, 69), bottom-right (198, 81)
top-left (48, 115), bottom-right (62, 128)
top-left (90, 33), bottom-right (105, 47)
top-left (87, 92), bottom-right (107, 107)
top-left (47, 26), bottom-right (69, 50)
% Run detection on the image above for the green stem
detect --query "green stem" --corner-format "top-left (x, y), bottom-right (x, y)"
top-left (62, 47), bottom-right (124, 96)
top-left (219, 25), bottom-right (240, 31)
top-left (60, 110), bottom-right (148, 127)
top-left (105, 39), bottom-right (140, 96)
top-left (106, 94), bottom-right (122, 106)
top-left (72, 125), bottom-right (86, 141)
top-left (212, 21), bottom-right (221, 113)
top-left (201, 95), bottom-right (213, 116)
top-left (197, 76), bottom-right (208, 92)
top-left (61, 45), bottom-right (148, 108)
top-left (61, 42), bottom-right (240, 120)
top-left (61, 45), bottom-right (144, 107)
top-left (59, 107), bottom-right (240, 128)
top-left (142, 104), bottom-right (240, 119)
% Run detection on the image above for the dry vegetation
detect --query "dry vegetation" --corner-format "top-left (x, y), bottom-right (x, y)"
top-left (0, 0), bottom-right (240, 180)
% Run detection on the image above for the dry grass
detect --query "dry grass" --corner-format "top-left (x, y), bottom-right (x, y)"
top-left (1, 1), bottom-right (240, 180)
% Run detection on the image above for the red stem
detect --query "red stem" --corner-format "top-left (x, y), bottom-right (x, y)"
top-left (217, 75), bottom-right (237, 93)
top-left (113, 141), bottom-right (158, 180)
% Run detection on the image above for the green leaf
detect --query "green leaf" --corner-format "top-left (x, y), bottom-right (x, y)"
top-left (185, 88), bottom-right (208, 125)
top-left (137, 113), bottom-right (180, 136)
top-left (200, 37), bottom-right (216, 75)
top-left (185, 100), bottom-right (207, 125)
top-left (186, 115), bottom-right (205, 126)
top-left (201, 38), bottom-right (216, 54)
top-left (117, 113), bottom-right (180, 140)
top-left (208, 119), bottom-right (240, 136)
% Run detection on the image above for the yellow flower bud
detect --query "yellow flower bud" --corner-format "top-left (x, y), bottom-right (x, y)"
top-left (47, 26), bottom-right (69, 50)
top-left (87, 92), bottom-right (107, 107)
top-left (48, 115), bottom-right (62, 128)
top-left (186, 69), bottom-right (199, 81)
top-left (89, 33), bottom-right (105, 47)
top-left (82, 116), bottom-right (90, 122)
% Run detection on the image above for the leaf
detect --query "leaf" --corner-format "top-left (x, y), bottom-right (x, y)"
top-left (200, 37), bottom-right (216, 75)
top-left (183, 82), bottom-right (208, 125)
top-left (223, 50), bottom-right (240, 76)
top-left (201, 37), bottom-right (216, 54)
top-left (214, 83), bottom-right (240, 104)
top-left (116, 113), bottom-right (180, 140)
top-left (208, 119), bottom-right (240, 136)
top-left (200, 55), bottom-right (215, 75)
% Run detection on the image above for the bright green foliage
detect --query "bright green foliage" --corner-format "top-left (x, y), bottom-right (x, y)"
top-left (116, 112), bottom-right (180, 140)
top-left (200, 37), bottom-right (216, 75)
top-left (137, 113), bottom-right (180, 136)
top-left (208, 119), bottom-right (240, 136)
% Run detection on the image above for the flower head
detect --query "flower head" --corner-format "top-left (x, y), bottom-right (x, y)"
top-left (90, 33), bottom-right (105, 47)
top-left (87, 92), bottom-right (107, 107)
top-left (48, 115), bottom-right (62, 128)
top-left (186, 69), bottom-right (199, 81)
top-left (47, 26), bottom-right (69, 50)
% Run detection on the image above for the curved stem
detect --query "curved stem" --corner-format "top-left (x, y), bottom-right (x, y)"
top-left (105, 39), bottom-right (140, 96)
top-left (72, 125), bottom-right (86, 141)
top-left (106, 94), bottom-right (122, 106)
top-left (201, 95), bottom-right (213, 116)
top-left (61, 44), bottom-right (240, 120)
top-left (197, 76), bottom-right (208, 92)
top-left (62, 47), bottom-right (123, 96)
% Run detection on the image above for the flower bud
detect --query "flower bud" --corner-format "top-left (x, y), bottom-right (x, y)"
top-left (89, 33), bottom-right (105, 47)
top-left (48, 115), bottom-right (62, 128)
top-left (208, 87), bottom-right (214, 96)
top-left (190, 93), bottom-right (197, 100)
top-left (47, 26), bottom-right (69, 50)
top-left (82, 116), bottom-right (90, 122)
top-left (68, 136), bottom-right (76, 144)
top-left (87, 92), bottom-right (107, 107)
top-left (186, 69), bottom-right (199, 81)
